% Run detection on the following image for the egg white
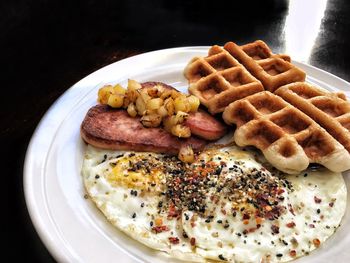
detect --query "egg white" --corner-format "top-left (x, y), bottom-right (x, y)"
top-left (82, 145), bottom-right (347, 263)
top-left (82, 146), bottom-right (203, 262)
top-left (181, 147), bottom-right (347, 262)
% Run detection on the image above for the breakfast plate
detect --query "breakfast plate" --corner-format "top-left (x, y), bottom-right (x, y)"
top-left (24, 47), bottom-right (350, 263)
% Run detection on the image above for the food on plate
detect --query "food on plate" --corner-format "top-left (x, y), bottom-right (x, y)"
top-left (184, 45), bottom-right (264, 114)
top-left (97, 80), bottom-right (202, 138)
top-left (223, 40), bottom-right (306, 92)
top-left (82, 80), bottom-right (227, 162)
top-left (82, 144), bottom-right (347, 262)
top-left (222, 91), bottom-right (350, 174)
top-left (80, 42), bottom-right (349, 262)
top-left (185, 110), bottom-right (227, 141)
top-left (275, 82), bottom-right (350, 153)
top-left (184, 41), bottom-right (349, 173)
top-left (80, 104), bottom-right (206, 154)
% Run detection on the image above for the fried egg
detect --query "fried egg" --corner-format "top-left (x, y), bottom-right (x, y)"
top-left (82, 145), bottom-right (347, 262)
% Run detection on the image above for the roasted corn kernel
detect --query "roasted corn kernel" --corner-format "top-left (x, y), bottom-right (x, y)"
top-left (171, 124), bottom-right (191, 138)
top-left (140, 114), bottom-right (162, 127)
top-left (98, 85), bottom-right (114, 104)
top-left (107, 94), bottom-right (124, 108)
top-left (187, 95), bottom-right (200, 112)
top-left (136, 95), bottom-right (147, 115)
top-left (174, 95), bottom-right (191, 113)
top-left (127, 103), bottom-right (137, 117)
top-left (146, 98), bottom-right (164, 111)
top-left (178, 145), bottom-right (195, 163)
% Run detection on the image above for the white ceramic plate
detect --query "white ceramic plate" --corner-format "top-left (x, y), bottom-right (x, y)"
top-left (24, 47), bottom-right (350, 263)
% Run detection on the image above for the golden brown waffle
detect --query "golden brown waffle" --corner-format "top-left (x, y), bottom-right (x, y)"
top-left (184, 45), bottom-right (264, 114)
top-left (224, 40), bottom-right (306, 92)
top-left (222, 91), bottom-right (350, 174)
top-left (275, 82), bottom-right (350, 153)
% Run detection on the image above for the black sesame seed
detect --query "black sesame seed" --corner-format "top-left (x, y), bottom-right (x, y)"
top-left (317, 209), bottom-right (321, 214)
top-left (141, 203), bottom-right (145, 208)
top-left (95, 175), bottom-right (100, 179)
top-left (276, 253), bottom-right (283, 258)
top-left (217, 220), bottom-right (223, 224)
top-left (150, 221), bottom-right (153, 226)
top-left (101, 154), bottom-right (107, 162)
top-left (215, 167), bottom-right (222, 175)
top-left (218, 254), bottom-right (226, 261)
top-left (132, 213), bottom-right (136, 219)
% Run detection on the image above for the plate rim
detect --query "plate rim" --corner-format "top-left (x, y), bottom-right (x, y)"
top-left (23, 46), bottom-right (350, 263)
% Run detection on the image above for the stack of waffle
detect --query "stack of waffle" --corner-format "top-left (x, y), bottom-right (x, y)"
top-left (184, 40), bottom-right (350, 174)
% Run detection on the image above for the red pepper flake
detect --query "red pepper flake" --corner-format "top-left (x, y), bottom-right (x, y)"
top-left (167, 204), bottom-right (179, 219)
top-left (289, 250), bottom-right (297, 257)
top-left (271, 224), bottom-right (280, 234)
top-left (243, 219), bottom-right (249, 225)
top-left (191, 222), bottom-right (196, 228)
top-left (265, 205), bottom-right (272, 211)
top-left (190, 237), bottom-right (196, 246)
top-left (221, 209), bottom-right (227, 215)
top-left (313, 238), bottom-right (321, 247)
top-left (288, 204), bottom-right (295, 216)
top-left (277, 188), bottom-right (285, 195)
top-left (152, 225), bottom-right (169, 234)
top-left (286, 222), bottom-right (296, 228)
top-left (168, 237), bottom-right (180, 245)
top-left (309, 224), bottom-right (315, 228)
top-left (314, 196), bottom-right (322, 204)
top-left (248, 227), bottom-right (257, 233)
top-left (255, 217), bottom-right (264, 225)
top-left (329, 202), bottom-right (334, 207)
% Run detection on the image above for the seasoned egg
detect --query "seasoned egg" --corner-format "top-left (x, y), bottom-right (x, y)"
top-left (82, 145), bottom-right (347, 262)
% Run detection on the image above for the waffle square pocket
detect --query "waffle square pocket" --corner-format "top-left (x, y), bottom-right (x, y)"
top-left (224, 40), bottom-right (306, 92)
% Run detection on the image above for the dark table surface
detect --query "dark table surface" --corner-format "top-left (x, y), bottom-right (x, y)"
top-left (3, 0), bottom-right (350, 261)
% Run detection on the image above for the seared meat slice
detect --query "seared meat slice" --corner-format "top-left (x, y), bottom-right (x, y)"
top-left (81, 105), bottom-right (206, 154)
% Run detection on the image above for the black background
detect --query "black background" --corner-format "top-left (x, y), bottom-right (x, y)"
top-left (3, 0), bottom-right (350, 262)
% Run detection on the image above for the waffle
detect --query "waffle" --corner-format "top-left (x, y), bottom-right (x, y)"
top-left (222, 91), bottom-right (350, 174)
top-left (184, 45), bottom-right (264, 114)
top-left (223, 40), bottom-right (306, 92)
top-left (275, 82), bottom-right (350, 153)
